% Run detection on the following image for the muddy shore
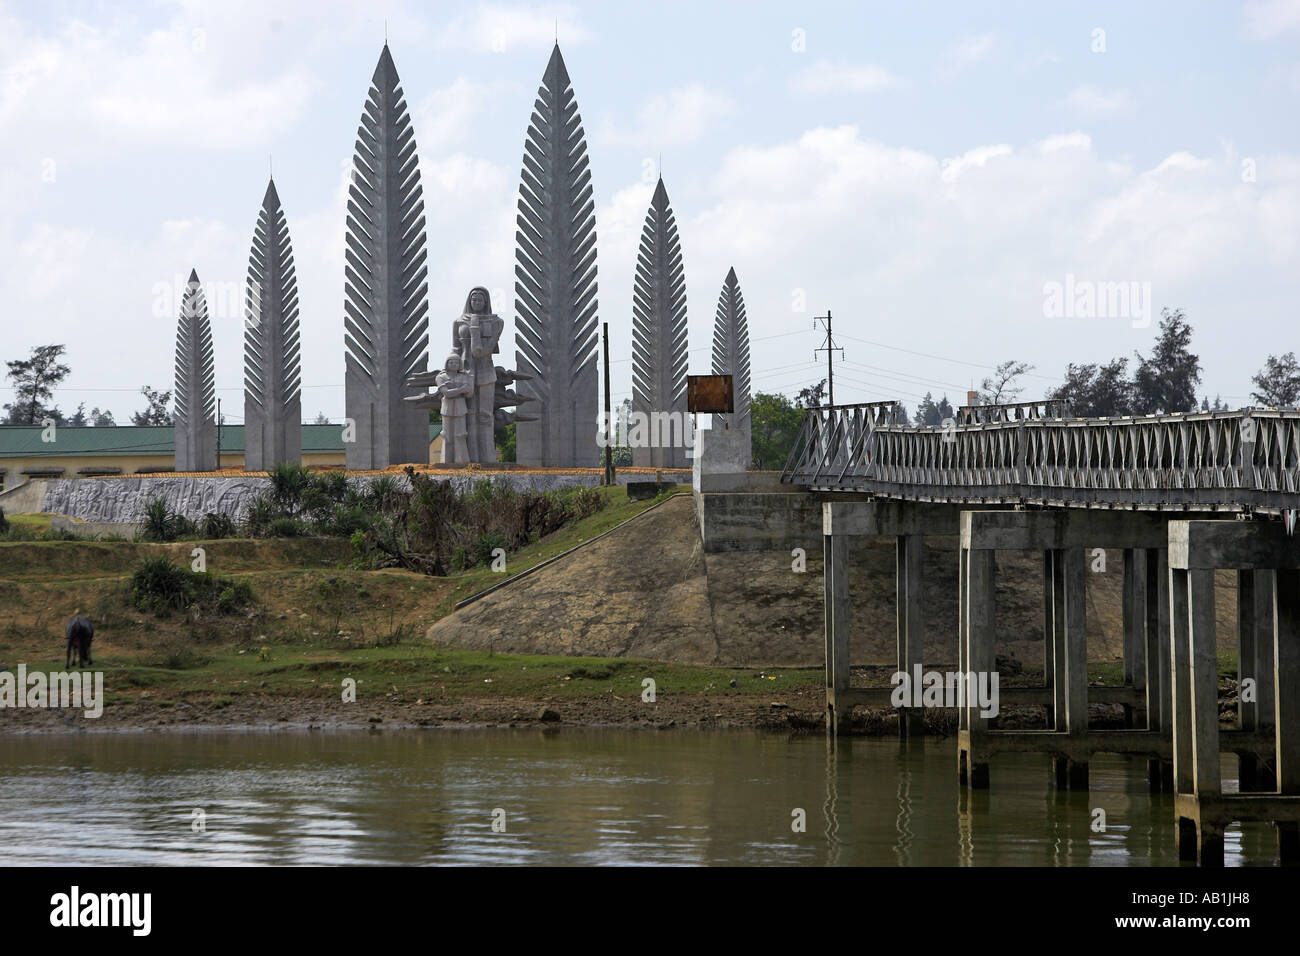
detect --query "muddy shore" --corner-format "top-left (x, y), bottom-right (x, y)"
top-left (0, 686), bottom-right (1130, 736)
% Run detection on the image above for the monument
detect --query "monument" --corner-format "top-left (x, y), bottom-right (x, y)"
top-left (243, 178), bottom-right (302, 470)
top-left (173, 268), bottom-right (216, 472)
top-left (513, 43), bottom-right (600, 468)
top-left (631, 177), bottom-right (689, 468)
top-left (406, 287), bottom-right (535, 464)
top-left (711, 267), bottom-right (752, 438)
top-left (344, 43), bottom-right (430, 469)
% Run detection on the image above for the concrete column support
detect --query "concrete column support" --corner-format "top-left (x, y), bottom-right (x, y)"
top-left (1063, 547), bottom-right (1089, 787)
top-left (824, 531), bottom-right (852, 735)
top-left (958, 545), bottom-right (995, 789)
top-left (1042, 550), bottom-right (1056, 728)
top-left (1275, 568), bottom-right (1300, 860)
top-left (896, 534), bottom-right (925, 738)
top-left (1122, 548), bottom-right (1147, 728)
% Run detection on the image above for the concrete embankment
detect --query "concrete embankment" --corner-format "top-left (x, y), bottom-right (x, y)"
top-left (2, 469), bottom-right (690, 524)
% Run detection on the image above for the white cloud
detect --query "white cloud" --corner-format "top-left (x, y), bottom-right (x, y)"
top-left (1064, 85), bottom-right (1137, 117)
top-left (790, 60), bottom-right (903, 95)
top-left (597, 85), bottom-right (734, 149)
top-left (586, 125), bottom-right (1300, 411)
top-left (938, 34), bottom-right (995, 78)
top-left (941, 144), bottom-right (1012, 182)
top-left (413, 77), bottom-right (518, 149)
top-left (437, 3), bottom-right (590, 53)
top-left (0, 9), bottom-right (317, 150)
top-left (1244, 0), bottom-right (1300, 40)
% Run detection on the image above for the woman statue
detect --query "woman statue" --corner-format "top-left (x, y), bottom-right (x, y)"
top-left (453, 286), bottom-right (504, 462)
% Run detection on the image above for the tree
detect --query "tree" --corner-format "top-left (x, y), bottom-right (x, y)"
top-left (68, 403), bottom-right (88, 426)
top-left (936, 394), bottom-right (955, 423)
top-left (4, 344), bottom-right (69, 424)
top-left (979, 360), bottom-right (1033, 405)
top-left (313, 411), bottom-right (331, 425)
top-left (132, 386), bottom-right (173, 426)
top-left (1250, 352), bottom-right (1300, 407)
top-left (796, 378), bottom-right (828, 409)
top-left (913, 392), bottom-right (955, 426)
top-left (91, 408), bottom-right (115, 427)
top-left (751, 391), bottom-right (805, 469)
top-left (1132, 308), bottom-right (1201, 414)
top-left (914, 392), bottom-right (937, 425)
top-left (1049, 358), bottom-right (1132, 417)
top-left (495, 422), bottom-right (516, 462)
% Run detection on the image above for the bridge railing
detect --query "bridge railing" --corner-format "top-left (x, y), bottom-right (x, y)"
top-left (782, 404), bottom-right (1300, 511)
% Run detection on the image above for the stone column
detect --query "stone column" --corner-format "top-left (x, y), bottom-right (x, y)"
top-left (1275, 568), bottom-right (1300, 860)
top-left (896, 534), bottom-right (925, 738)
top-left (824, 531), bottom-right (852, 735)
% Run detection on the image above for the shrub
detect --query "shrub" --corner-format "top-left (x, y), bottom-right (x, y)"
top-left (473, 531), bottom-right (506, 567)
top-left (268, 461), bottom-right (313, 513)
top-left (140, 497), bottom-right (194, 542)
top-left (130, 556), bottom-right (196, 612)
top-left (130, 556), bottom-right (254, 616)
top-left (267, 517), bottom-right (306, 538)
top-left (199, 512), bottom-right (236, 539)
top-left (0, 507), bottom-right (7, 534)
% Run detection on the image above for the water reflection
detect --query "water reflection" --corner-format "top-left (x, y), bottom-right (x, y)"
top-left (0, 732), bottom-right (1279, 866)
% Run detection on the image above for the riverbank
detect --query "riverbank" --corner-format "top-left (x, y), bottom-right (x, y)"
top-left (2, 651), bottom-right (1230, 735)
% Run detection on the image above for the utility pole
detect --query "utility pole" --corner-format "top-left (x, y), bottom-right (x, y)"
top-left (813, 310), bottom-right (844, 407)
top-left (215, 398), bottom-right (222, 471)
top-left (602, 322), bottom-right (613, 485)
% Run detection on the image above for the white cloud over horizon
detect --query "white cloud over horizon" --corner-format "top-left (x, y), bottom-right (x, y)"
top-left (1, 1), bottom-right (1297, 422)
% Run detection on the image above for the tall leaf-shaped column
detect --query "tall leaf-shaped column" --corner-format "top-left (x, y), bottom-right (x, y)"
top-left (711, 267), bottom-right (752, 435)
top-left (514, 44), bottom-right (599, 467)
top-left (344, 44), bottom-right (430, 469)
top-left (173, 268), bottom-right (216, 472)
top-left (244, 178), bottom-right (302, 470)
top-left (631, 177), bottom-right (688, 468)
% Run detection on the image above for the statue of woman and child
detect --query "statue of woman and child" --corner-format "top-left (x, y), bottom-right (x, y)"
top-left (406, 287), bottom-right (534, 464)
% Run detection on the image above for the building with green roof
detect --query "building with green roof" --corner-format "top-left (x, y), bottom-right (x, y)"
top-left (0, 423), bottom-right (442, 490)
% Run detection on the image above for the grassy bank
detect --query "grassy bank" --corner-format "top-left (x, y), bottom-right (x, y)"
top-left (0, 484), bottom-right (834, 724)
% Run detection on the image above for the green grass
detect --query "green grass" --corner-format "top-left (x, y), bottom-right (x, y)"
top-left (8, 642), bottom-right (822, 704)
top-left (0, 483), bottom-right (791, 709)
top-left (5, 514), bottom-right (53, 530)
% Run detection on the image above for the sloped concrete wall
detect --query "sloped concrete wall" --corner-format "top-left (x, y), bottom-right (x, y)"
top-left (0, 478), bottom-right (47, 515)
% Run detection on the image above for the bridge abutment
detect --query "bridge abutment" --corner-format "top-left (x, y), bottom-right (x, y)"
top-left (955, 509), bottom-right (1180, 790)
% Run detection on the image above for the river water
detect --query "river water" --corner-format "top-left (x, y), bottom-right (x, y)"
top-left (0, 730), bottom-right (1275, 865)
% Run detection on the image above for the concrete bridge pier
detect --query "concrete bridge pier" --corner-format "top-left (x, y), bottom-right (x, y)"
top-left (1121, 548), bottom-right (1149, 728)
top-left (958, 509), bottom-right (1174, 791)
top-left (1144, 547), bottom-right (1175, 792)
top-left (823, 529), bottom-right (853, 736)
top-left (1234, 569), bottom-right (1277, 792)
top-left (823, 500), bottom-right (973, 738)
top-left (1169, 520), bottom-right (1300, 866)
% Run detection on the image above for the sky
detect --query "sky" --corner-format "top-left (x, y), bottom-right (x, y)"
top-left (1, 0), bottom-right (1299, 424)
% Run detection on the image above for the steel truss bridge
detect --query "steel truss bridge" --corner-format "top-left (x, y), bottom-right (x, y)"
top-left (780, 400), bottom-right (1300, 515)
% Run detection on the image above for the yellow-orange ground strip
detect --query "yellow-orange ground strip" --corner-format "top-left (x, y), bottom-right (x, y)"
top-left (98, 466), bottom-right (692, 479)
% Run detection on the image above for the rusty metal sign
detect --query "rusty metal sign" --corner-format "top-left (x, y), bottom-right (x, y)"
top-left (687, 374), bottom-right (734, 413)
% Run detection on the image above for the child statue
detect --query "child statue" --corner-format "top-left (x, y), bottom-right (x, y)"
top-left (435, 352), bottom-right (473, 463)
